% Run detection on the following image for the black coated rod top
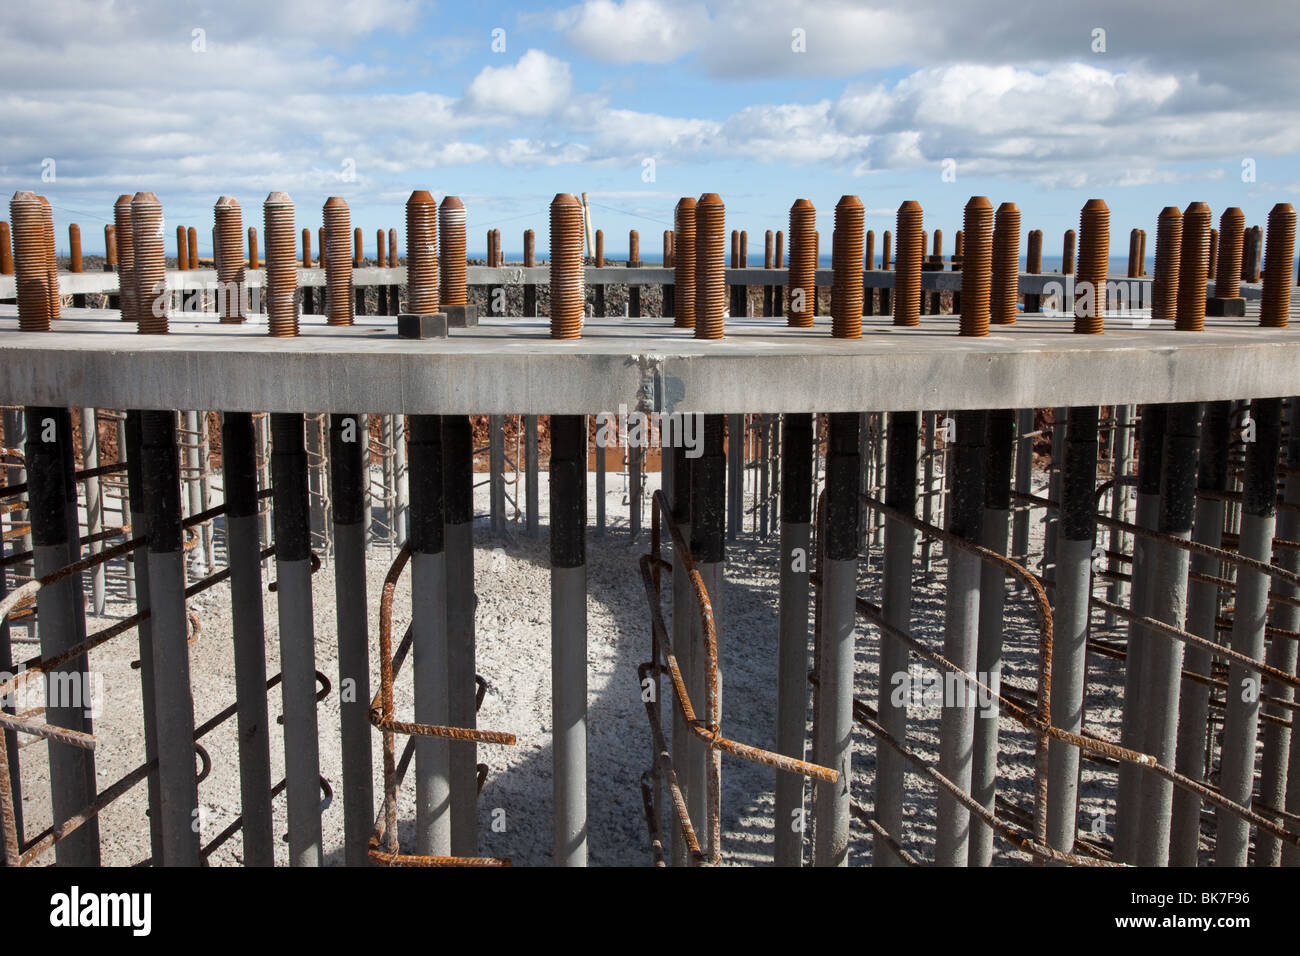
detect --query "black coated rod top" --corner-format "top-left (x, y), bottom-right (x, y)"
top-left (329, 414), bottom-right (366, 526)
top-left (690, 414), bottom-right (726, 564)
top-left (781, 413), bottom-right (813, 524)
top-left (1197, 401), bottom-right (1231, 494)
top-left (1061, 406), bottom-right (1099, 542)
top-left (1137, 404), bottom-right (1168, 498)
top-left (223, 412), bottom-right (259, 520)
top-left (407, 414), bottom-right (445, 554)
top-left (270, 412), bottom-right (311, 562)
top-left (443, 415), bottom-right (474, 526)
top-left (550, 414), bottom-right (586, 568)
top-left (825, 412), bottom-right (861, 562)
top-left (23, 406), bottom-right (67, 548)
top-left (1243, 398), bottom-right (1283, 518)
top-left (141, 409), bottom-right (183, 553)
top-left (1158, 403), bottom-right (1203, 536)
top-left (950, 410), bottom-right (988, 541)
top-left (983, 408), bottom-right (1015, 511)
top-left (886, 411), bottom-right (919, 513)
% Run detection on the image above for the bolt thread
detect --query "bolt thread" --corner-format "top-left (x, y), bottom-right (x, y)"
top-left (787, 198), bottom-right (817, 327)
top-left (263, 192), bottom-right (298, 337)
top-left (439, 197), bottom-right (468, 306)
top-left (673, 198), bottom-right (697, 328)
top-left (405, 190), bottom-right (438, 314)
top-left (1259, 203), bottom-right (1296, 328)
top-left (694, 193), bottom-right (726, 340)
top-left (1152, 206), bottom-right (1183, 323)
top-left (959, 196), bottom-right (993, 337)
top-left (1062, 229), bottom-right (1076, 275)
top-left (39, 196), bottom-right (58, 319)
top-left (113, 195), bottom-right (136, 323)
top-left (215, 196), bottom-right (246, 323)
top-left (991, 202), bottom-right (1021, 325)
top-left (1214, 207), bottom-right (1245, 299)
top-left (1175, 202), bottom-right (1212, 332)
top-left (10, 191), bottom-right (51, 331)
top-left (323, 197), bottom-right (353, 326)
top-left (1074, 199), bottom-right (1109, 334)
top-left (892, 201), bottom-right (924, 327)
top-left (831, 195), bottom-right (864, 338)
top-left (131, 192), bottom-right (168, 335)
top-left (1208, 229), bottom-right (1219, 280)
top-left (550, 193), bottom-right (585, 339)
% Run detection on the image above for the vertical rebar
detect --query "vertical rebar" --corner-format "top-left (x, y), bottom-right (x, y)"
top-left (443, 414), bottom-right (478, 856)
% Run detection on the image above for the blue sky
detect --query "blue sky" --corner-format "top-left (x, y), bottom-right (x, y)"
top-left (3, 0), bottom-right (1298, 259)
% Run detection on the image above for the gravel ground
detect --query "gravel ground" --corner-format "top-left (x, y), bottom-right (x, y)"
top-left (10, 456), bottom-right (1132, 866)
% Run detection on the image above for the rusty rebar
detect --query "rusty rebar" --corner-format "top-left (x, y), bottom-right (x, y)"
top-left (955, 229), bottom-right (964, 261)
top-left (864, 229), bottom-right (875, 270)
top-left (301, 227), bottom-right (312, 269)
top-left (775, 229), bottom-right (783, 269)
top-left (1152, 206), bottom-right (1182, 323)
top-left (376, 229), bottom-right (386, 268)
top-left (323, 196), bottom-right (353, 326)
top-left (263, 191), bottom-right (298, 337)
top-left (959, 196), bottom-right (993, 337)
top-left (131, 192), bottom-right (167, 334)
top-left (662, 229), bottom-right (673, 268)
top-left (1074, 198), bottom-right (1109, 335)
top-left (405, 190), bottom-right (438, 314)
top-left (439, 196), bottom-right (467, 307)
top-left (0, 220), bottom-right (11, 275)
top-left (10, 191), bottom-right (51, 331)
top-left (991, 201), bottom-right (1021, 325)
top-left (933, 228), bottom-right (943, 259)
top-left (103, 224), bottom-right (115, 270)
top-left (694, 193), bottom-right (726, 340)
top-left (596, 228), bottom-right (605, 268)
top-left (248, 226), bottom-right (259, 270)
top-left (673, 197), bottom-right (697, 328)
top-left (39, 196), bottom-right (58, 318)
top-left (1259, 203), bottom-right (1296, 328)
top-left (831, 195), bottom-right (864, 338)
top-left (1175, 201), bottom-right (1212, 332)
top-left (1127, 228), bottom-right (1141, 278)
top-left (1208, 228), bottom-right (1219, 280)
top-left (1062, 228), bottom-right (1076, 275)
top-left (1215, 207), bottom-right (1245, 300)
top-left (882, 229), bottom-right (892, 270)
top-left (787, 198), bottom-right (816, 327)
top-left (1245, 225), bottom-right (1263, 283)
top-left (550, 193), bottom-right (585, 339)
top-left (215, 196), bottom-right (246, 323)
top-left (187, 226), bottom-right (198, 270)
top-left (318, 228), bottom-right (325, 268)
top-left (112, 195), bottom-right (135, 322)
top-left (68, 224), bottom-right (82, 273)
top-left (628, 229), bottom-right (639, 265)
top-left (389, 228), bottom-right (398, 273)
top-left (353, 227), bottom-right (363, 268)
top-left (1026, 228), bottom-right (1042, 273)
top-left (893, 200), bottom-right (923, 327)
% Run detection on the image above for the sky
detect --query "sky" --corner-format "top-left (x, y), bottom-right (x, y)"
top-left (3, 0), bottom-right (1299, 259)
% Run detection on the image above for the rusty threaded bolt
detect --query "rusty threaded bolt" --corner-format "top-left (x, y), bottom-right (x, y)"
top-left (1062, 229), bottom-right (1076, 275)
top-left (353, 227), bottom-right (363, 267)
top-left (114, 195), bottom-right (136, 322)
top-left (955, 230), bottom-right (965, 260)
top-left (248, 226), bottom-right (259, 270)
top-left (673, 197), bottom-right (697, 328)
top-left (39, 196), bottom-right (58, 319)
top-left (1026, 228), bottom-right (1043, 273)
top-left (1127, 228), bottom-right (1140, 278)
top-left (69, 223), bottom-right (83, 273)
top-left (775, 229), bottom-right (783, 269)
top-left (1151, 206), bottom-right (1182, 323)
top-left (1208, 228), bottom-right (1218, 280)
top-left (1138, 230), bottom-right (1147, 275)
top-left (1175, 201), bottom-right (1212, 332)
top-left (662, 230), bottom-right (672, 268)
top-left (318, 228), bottom-right (325, 268)
top-left (933, 228), bottom-right (943, 260)
top-left (301, 228), bottom-right (312, 269)
top-left (991, 202), bottom-right (1021, 325)
top-left (765, 229), bottom-right (774, 269)
top-left (921, 230), bottom-right (928, 262)
top-left (881, 230), bottom-right (892, 270)
top-left (740, 229), bottom-right (748, 267)
top-left (787, 198), bottom-right (817, 327)
top-left (187, 226), bottom-right (198, 270)
top-left (390, 227), bottom-right (399, 271)
top-left (629, 229), bottom-right (640, 265)
top-left (524, 228), bottom-right (536, 268)
top-left (730, 228), bottom-right (739, 269)
top-left (1214, 207), bottom-right (1245, 299)
top-left (1074, 199), bottom-right (1109, 335)
top-left (375, 230), bottom-right (386, 268)
top-left (104, 224), bottom-right (115, 270)
top-left (263, 192), bottom-right (299, 337)
top-left (323, 196), bottom-right (353, 326)
top-left (494, 229), bottom-right (503, 267)
top-left (694, 193), bottom-right (726, 340)
top-left (958, 196), bottom-right (993, 337)
top-left (176, 224), bottom-right (189, 271)
top-left (405, 190), bottom-right (438, 314)
top-left (439, 197), bottom-right (467, 306)
top-left (550, 193), bottom-right (585, 339)
top-left (865, 229), bottom-right (875, 270)
top-left (892, 200), bottom-right (924, 327)
top-left (0, 220), bottom-right (11, 275)
top-left (831, 195), bottom-right (864, 339)
top-left (10, 191), bottom-right (52, 331)
top-left (131, 192), bottom-right (168, 334)
top-left (1259, 203), bottom-right (1296, 328)
top-left (215, 196), bottom-right (246, 323)
top-left (1244, 225), bottom-right (1263, 283)
top-left (595, 228), bottom-right (604, 268)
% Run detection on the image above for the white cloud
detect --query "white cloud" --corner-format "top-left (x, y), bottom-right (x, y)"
top-left (464, 50), bottom-right (574, 116)
top-left (554, 0), bottom-right (710, 64)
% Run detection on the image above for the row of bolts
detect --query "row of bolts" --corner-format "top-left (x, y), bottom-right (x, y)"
top-left (4, 190), bottom-right (1298, 337)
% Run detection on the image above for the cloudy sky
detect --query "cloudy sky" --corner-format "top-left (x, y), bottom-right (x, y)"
top-left (3, 0), bottom-right (1297, 258)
